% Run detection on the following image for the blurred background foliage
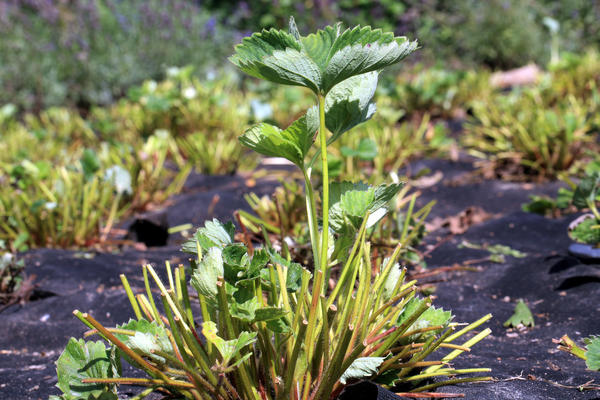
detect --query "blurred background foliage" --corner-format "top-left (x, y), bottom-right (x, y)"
top-left (2, 0), bottom-right (599, 111)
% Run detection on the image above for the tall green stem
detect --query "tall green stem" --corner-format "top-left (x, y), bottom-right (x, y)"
top-left (318, 94), bottom-right (329, 279)
top-left (303, 168), bottom-right (320, 268)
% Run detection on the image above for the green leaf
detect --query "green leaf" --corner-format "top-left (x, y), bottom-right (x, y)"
top-left (114, 319), bottom-right (173, 364)
top-left (397, 297), bottom-right (452, 340)
top-left (254, 307), bottom-right (288, 322)
top-left (230, 19), bottom-right (417, 94)
top-left (341, 138), bottom-right (378, 160)
top-left (504, 299), bottom-right (535, 328)
top-left (239, 113), bottom-right (317, 167)
top-left (568, 214), bottom-right (600, 245)
top-left (182, 219), bottom-right (235, 254)
top-left (55, 338), bottom-right (119, 400)
top-left (230, 296), bottom-right (259, 322)
top-left (191, 247), bottom-right (224, 299)
top-left (266, 317), bottom-right (291, 333)
top-left (322, 25), bottom-right (417, 92)
top-left (340, 357), bottom-right (385, 384)
top-left (329, 182), bottom-right (402, 232)
top-left (573, 173), bottom-right (600, 210)
top-left (584, 336), bottom-right (600, 371)
top-left (325, 72), bottom-right (378, 141)
top-left (201, 321), bottom-right (257, 364)
top-left (229, 28), bottom-right (321, 93)
top-left (267, 250), bottom-right (306, 292)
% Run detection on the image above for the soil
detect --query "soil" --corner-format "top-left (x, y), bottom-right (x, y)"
top-left (1, 159), bottom-right (599, 400)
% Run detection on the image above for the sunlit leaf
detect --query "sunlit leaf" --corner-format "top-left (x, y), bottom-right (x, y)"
top-left (202, 321), bottom-right (257, 364)
top-left (182, 219), bottom-right (235, 254)
top-left (55, 338), bottom-right (119, 400)
top-left (230, 18), bottom-right (417, 94)
top-left (340, 357), bottom-right (385, 384)
top-left (325, 72), bottom-right (378, 141)
top-left (191, 247), bottom-right (224, 299)
top-left (239, 113), bottom-right (317, 167)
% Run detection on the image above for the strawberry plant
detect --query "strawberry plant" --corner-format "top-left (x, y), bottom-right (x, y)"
top-left (52, 18), bottom-right (492, 400)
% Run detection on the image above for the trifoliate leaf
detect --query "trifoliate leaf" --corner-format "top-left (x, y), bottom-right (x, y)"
top-left (584, 336), bottom-right (600, 371)
top-left (191, 247), bottom-right (224, 299)
top-left (239, 113), bottom-right (318, 167)
top-left (340, 357), bottom-right (385, 384)
top-left (341, 138), bottom-right (378, 160)
top-left (182, 219), bottom-right (235, 254)
top-left (230, 18), bottom-right (417, 95)
top-left (572, 173), bottom-right (600, 210)
top-left (325, 72), bottom-right (378, 141)
top-left (504, 299), bottom-right (534, 328)
top-left (202, 321), bottom-right (257, 364)
top-left (55, 338), bottom-right (119, 400)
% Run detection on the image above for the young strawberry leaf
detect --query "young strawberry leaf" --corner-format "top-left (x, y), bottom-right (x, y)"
top-left (239, 113), bottom-right (318, 168)
top-left (504, 299), bottom-right (535, 328)
top-left (114, 319), bottom-right (173, 365)
top-left (55, 338), bottom-right (120, 400)
top-left (182, 219), bottom-right (235, 254)
top-left (202, 321), bottom-right (257, 365)
top-left (397, 297), bottom-right (452, 341)
top-left (322, 26), bottom-right (417, 92)
top-left (230, 18), bottom-right (417, 95)
top-left (584, 336), bottom-right (600, 371)
top-left (229, 27), bottom-right (321, 93)
top-left (329, 182), bottom-right (402, 231)
top-left (191, 247), bottom-right (224, 299)
top-left (340, 357), bottom-right (386, 384)
top-left (324, 71), bottom-right (378, 142)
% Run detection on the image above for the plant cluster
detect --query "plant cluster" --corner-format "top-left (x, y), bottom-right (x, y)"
top-left (387, 65), bottom-right (490, 119)
top-left (0, 69), bottom-right (262, 249)
top-left (463, 80), bottom-right (598, 179)
top-left (52, 19), bottom-right (491, 400)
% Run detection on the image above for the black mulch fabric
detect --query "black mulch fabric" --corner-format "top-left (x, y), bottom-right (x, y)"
top-left (2, 162), bottom-right (600, 400)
